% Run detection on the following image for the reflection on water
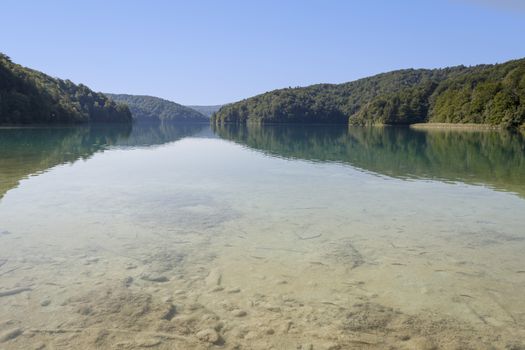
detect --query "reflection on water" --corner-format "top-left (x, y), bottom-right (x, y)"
top-left (114, 122), bottom-right (212, 148)
top-left (3, 123), bottom-right (524, 200)
top-left (214, 123), bottom-right (525, 197)
top-left (0, 123), bottom-right (209, 199)
top-left (0, 122), bottom-right (524, 349)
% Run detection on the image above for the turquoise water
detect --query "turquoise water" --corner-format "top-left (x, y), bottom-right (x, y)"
top-left (0, 123), bottom-right (524, 349)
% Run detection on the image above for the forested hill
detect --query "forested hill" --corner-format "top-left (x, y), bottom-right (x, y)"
top-left (212, 58), bottom-right (525, 129)
top-left (186, 105), bottom-right (222, 117)
top-left (106, 94), bottom-right (208, 123)
top-left (0, 53), bottom-right (131, 124)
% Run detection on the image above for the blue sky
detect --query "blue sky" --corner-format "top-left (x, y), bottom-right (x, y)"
top-left (1, 0), bottom-right (524, 105)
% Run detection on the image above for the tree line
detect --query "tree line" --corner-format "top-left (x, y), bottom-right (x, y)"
top-left (212, 58), bottom-right (525, 129)
top-left (0, 53), bottom-right (131, 124)
top-left (105, 94), bottom-right (209, 123)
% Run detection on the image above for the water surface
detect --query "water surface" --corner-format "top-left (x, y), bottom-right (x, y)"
top-left (1, 123), bottom-right (524, 349)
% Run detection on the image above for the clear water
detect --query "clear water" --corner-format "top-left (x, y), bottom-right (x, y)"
top-left (0, 123), bottom-right (524, 349)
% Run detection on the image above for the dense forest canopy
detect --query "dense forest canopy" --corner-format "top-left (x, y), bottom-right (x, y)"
top-left (212, 58), bottom-right (525, 129)
top-left (0, 53), bottom-right (131, 124)
top-left (105, 94), bottom-right (208, 123)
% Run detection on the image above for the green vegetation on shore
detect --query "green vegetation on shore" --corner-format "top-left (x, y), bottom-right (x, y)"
top-left (106, 94), bottom-right (208, 123)
top-left (0, 53), bottom-right (131, 124)
top-left (212, 58), bottom-right (525, 129)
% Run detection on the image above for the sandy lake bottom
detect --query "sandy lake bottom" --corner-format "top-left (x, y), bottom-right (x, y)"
top-left (0, 125), bottom-right (525, 349)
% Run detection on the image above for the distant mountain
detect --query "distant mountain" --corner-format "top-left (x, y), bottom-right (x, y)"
top-left (0, 53), bottom-right (132, 124)
top-left (212, 58), bottom-right (525, 129)
top-left (186, 105), bottom-right (222, 117)
top-left (106, 94), bottom-right (208, 123)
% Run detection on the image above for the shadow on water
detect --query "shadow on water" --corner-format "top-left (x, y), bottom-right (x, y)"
top-left (212, 123), bottom-right (525, 198)
top-left (0, 122), bottom-right (208, 199)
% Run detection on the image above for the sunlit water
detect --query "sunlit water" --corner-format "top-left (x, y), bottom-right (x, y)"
top-left (0, 123), bottom-right (524, 349)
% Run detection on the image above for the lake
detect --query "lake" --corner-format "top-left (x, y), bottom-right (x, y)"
top-left (1, 123), bottom-right (524, 349)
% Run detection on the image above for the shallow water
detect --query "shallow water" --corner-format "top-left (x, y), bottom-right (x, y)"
top-left (0, 123), bottom-right (524, 349)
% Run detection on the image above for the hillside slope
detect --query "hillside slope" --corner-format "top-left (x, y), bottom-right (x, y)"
top-left (0, 53), bottom-right (131, 124)
top-left (106, 94), bottom-right (208, 123)
top-left (212, 58), bottom-right (525, 128)
top-left (186, 105), bottom-right (222, 117)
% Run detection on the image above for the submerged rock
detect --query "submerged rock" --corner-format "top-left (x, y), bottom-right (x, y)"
top-left (140, 273), bottom-right (169, 283)
top-left (298, 344), bottom-right (313, 350)
top-left (232, 309), bottom-right (247, 317)
top-left (77, 305), bottom-right (93, 316)
top-left (136, 338), bottom-right (161, 348)
top-left (407, 337), bottom-right (437, 350)
top-left (196, 328), bottom-right (220, 344)
top-left (33, 342), bottom-right (46, 350)
top-left (123, 276), bottom-right (134, 287)
top-left (205, 269), bottom-right (222, 286)
top-left (160, 304), bottom-right (177, 321)
top-left (0, 328), bottom-right (23, 342)
top-left (84, 257), bottom-right (100, 265)
top-left (125, 263), bottom-right (138, 270)
top-left (0, 287), bottom-right (32, 297)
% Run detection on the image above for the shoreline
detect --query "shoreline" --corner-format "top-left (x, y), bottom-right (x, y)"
top-left (409, 123), bottom-right (501, 130)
